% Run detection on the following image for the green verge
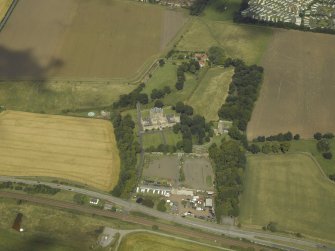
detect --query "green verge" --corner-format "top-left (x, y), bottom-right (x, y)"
top-left (0, 197), bottom-right (137, 251)
top-left (187, 67), bottom-right (234, 121)
top-left (239, 153), bottom-right (335, 241)
top-left (118, 232), bottom-right (222, 251)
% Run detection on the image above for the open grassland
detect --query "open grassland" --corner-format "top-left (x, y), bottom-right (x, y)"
top-left (0, 197), bottom-right (136, 251)
top-left (247, 30), bottom-right (335, 140)
top-left (240, 154), bottom-right (335, 241)
top-left (118, 232), bottom-right (221, 251)
top-left (0, 111), bottom-right (120, 190)
top-left (204, 0), bottom-right (242, 21)
top-left (187, 67), bottom-right (234, 121)
top-left (289, 139), bottom-right (335, 176)
top-left (0, 81), bottom-right (134, 114)
top-left (0, 0), bottom-right (186, 80)
top-left (0, 0), bottom-right (12, 22)
top-left (176, 19), bottom-right (273, 65)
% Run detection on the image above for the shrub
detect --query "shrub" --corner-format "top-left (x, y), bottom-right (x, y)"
top-left (157, 199), bottom-right (167, 212)
top-left (323, 152), bottom-right (333, 160)
top-left (314, 132), bottom-right (322, 140)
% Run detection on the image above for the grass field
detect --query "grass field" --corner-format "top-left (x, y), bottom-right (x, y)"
top-left (187, 67), bottom-right (234, 121)
top-left (0, 0), bottom-right (12, 22)
top-left (176, 19), bottom-right (273, 65)
top-left (239, 154), bottom-right (335, 241)
top-left (247, 30), bottom-right (335, 140)
top-left (0, 110), bottom-right (120, 190)
top-left (0, 0), bottom-right (186, 80)
top-left (0, 81), bottom-right (135, 114)
top-left (0, 197), bottom-right (137, 251)
top-left (118, 232), bottom-right (221, 251)
top-left (289, 139), bottom-right (335, 176)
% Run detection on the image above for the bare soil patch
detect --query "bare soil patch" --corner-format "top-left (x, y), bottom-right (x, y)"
top-left (0, 0), bottom-right (186, 80)
top-left (183, 158), bottom-right (214, 190)
top-left (0, 110), bottom-right (120, 190)
top-left (248, 30), bottom-right (335, 139)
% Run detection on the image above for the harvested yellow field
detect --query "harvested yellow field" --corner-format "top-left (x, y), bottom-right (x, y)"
top-left (0, 111), bottom-right (120, 191)
top-left (0, 0), bottom-right (12, 22)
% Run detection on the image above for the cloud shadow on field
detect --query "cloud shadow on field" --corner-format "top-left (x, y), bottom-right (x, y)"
top-left (0, 45), bottom-right (64, 81)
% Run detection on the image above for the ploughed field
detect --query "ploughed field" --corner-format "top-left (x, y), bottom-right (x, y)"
top-left (239, 153), bottom-right (335, 241)
top-left (0, 111), bottom-right (120, 190)
top-left (0, 0), bottom-right (186, 80)
top-left (247, 30), bottom-right (335, 139)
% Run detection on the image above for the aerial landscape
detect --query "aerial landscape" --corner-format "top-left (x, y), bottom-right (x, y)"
top-left (0, 0), bottom-right (334, 250)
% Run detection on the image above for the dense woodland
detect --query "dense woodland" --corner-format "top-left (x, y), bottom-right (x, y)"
top-left (111, 114), bottom-right (139, 198)
top-left (209, 140), bottom-right (246, 220)
top-left (218, 60), bottom-right (263, 131)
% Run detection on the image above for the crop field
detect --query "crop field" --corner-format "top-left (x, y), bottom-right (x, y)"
top-left (247, 30), bottom-right (335, 140)
top-left (0, 0), bottom-right (186, 80)
top-left (187, 67), bottom-right (234, 121)
top-left (119, 232), bottom-right (221, 251)
top-left (0, 111), bottom-right (120, 190)
top-left (239, 154), bottom-right (335, 241)
top-left (176, 19), bottom-right (273, 65)
top-left (183, 158), bottom-right (214, 190)
top-left (0, 0), bottom-right (12, 22)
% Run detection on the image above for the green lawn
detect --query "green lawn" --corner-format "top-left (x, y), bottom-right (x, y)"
top-left (143, 132), bottom-right (164, 149)
top-left (0, 198), bottom-right (138, 251)
top-left (289, 139), bottom-right (335, 176)
top-left (239, 154), bottom-right (335, 241)
top-left (203, 0), bottom-right (242, 21)
top-left (0, 81), bottom-right (134, 114)
top-left (187, 67), bottom-right (233, 121)
top-left (163, 130), bottom-right (182, 146)
top-left (118, 232), bottom-right (221, 251)
top-left (177, 19), bottom-right (273, 65)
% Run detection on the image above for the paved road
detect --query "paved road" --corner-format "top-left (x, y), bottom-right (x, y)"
top-left (0, 176), bottom-right (333, 251)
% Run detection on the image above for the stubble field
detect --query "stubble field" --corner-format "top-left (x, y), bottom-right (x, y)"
top-left (239, 153), bottom-right (335, 241)
top-left (0, 0), bottom-right (186, 80)
top-left (0, 111), bottom-right (120, 190)
top-left (247, 30), bottom-right (335, 139)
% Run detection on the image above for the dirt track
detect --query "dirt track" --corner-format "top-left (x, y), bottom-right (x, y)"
top-left (0, 191), bottom-right (269, 251)
top-left (248, 30), bottom-right (335, 139)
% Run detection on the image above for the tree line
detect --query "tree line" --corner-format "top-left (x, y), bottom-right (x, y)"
top-left (111, 114), bottom-right (139, 198)
top-left (218, 60), bottom-right (263, 131)
top-left (209, 140), bottom-right (246, 221)
top-left (113, 83), bottom-right (148, 109)
top-left (175, 59), bottom-right (200, 90)
top-left (253, 131), bottom-right (300, 142)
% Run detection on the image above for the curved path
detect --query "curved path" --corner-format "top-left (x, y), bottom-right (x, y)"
top-left (0, 176), bottom-right (333, 251)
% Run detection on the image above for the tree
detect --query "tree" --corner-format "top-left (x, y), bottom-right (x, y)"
top-left (293, 134), bottom-right (300, 140)
top-left (314, 132), bottom-right (322, 140)
top-left (249, 144), bottom-right (260, 154)
top-left (154, 100), bottom-right (164, 108)
top-left (323, 132), bottom-right (334, 139)
top-left (175, 80), bottom-right (184, 90)
top-left (280, 142), bottom-right (290, 153)
top-left (136, 93), bottom-right (148, 104)
top-left (157, 199), bottom-right (167, 212)
top-left (272, 142), bottom-right (280, 153)
top-left (208, 46), bottom-right (225, 65)
top-left (323, 152), bottom-right (333, 160)
top-left (262, 143), bottom-right (271, 154)
top-left (159, 59), bottom-right (165, 67)
top-left (163, 86), bottom-right (171, 94)
top-left (317, 139), bottom-right (330, 153)
top-left (183, 139), bottom-right (193, 153)
top-left (228, 126), bottom-right (243, 140)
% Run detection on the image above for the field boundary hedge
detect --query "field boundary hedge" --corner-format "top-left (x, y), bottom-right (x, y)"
top-left (0, 0), bottom-right (18, 32)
